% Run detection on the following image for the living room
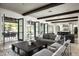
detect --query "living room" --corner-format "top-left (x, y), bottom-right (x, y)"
top-left (0, 3), bottom-right (79, 56)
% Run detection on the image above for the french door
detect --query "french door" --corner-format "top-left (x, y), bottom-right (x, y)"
top-left (2, 15), bottom-right (5, 44)
top-left (18, 18), bottom-right (24, 41)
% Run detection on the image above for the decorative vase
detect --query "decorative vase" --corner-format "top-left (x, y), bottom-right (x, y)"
top-left (28, 41), bottom-right (31, 46)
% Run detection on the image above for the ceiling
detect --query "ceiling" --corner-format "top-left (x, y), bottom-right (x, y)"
top-left (29, 3), bottom-right (79, 18)
top-left (0, 3), bottom-right (49, 14)
top-left (0, 3), bottom-right (79, 23)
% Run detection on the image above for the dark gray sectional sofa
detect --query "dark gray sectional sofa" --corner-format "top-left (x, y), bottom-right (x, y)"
top-left (35, 33), bottom-right (56, 45)
top-left (35, 33), bottom-right (64, 45)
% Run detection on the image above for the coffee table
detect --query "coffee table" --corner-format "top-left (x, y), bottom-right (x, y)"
top-left (12, 41), bottom-right (44, 56)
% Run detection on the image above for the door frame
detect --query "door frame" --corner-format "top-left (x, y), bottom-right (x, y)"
top-left (18, 18), bottom-right (24, 41)
top-left (2, 15), bottom-right (24, 44)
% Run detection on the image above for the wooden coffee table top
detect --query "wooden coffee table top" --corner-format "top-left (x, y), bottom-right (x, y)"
top-left (12, 41), bottom-right (43, 52)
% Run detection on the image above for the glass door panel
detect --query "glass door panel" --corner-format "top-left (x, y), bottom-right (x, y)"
top-left (39, 23), bottom-right (44, 37)
top-left (27, 21), bottom-right (34, 40)
top-left (36, 22), bottom-right (39, 37)
top-left (18, 18), bottom-right (24, 41)
top-left (45, 23), bottom-right (48, 34)
top-left (30, 23), bottom-right (34, 40)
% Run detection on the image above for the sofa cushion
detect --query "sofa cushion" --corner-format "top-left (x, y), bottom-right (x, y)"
top-left (40, 39), bottom-right (55, 43)
top-left (43, 34), bottom-right (49, 39)
top-left (50, 43), bottom-right (62, 49)
top-left (32, 49), bottom-right (53, 56)
top-left (48, 46), bottom-right (57, 52)
top-left (35, 37), bottom-right (55, 44)
top-left (43, 33), bottom-right (56, 40)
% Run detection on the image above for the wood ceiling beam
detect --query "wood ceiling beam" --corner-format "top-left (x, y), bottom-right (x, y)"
top-left (22, 3), bottom-right (64, 16)
top-left (46, 16), bottom-right (78, 22)
top-left (51, 20), bottom-right (78, 23)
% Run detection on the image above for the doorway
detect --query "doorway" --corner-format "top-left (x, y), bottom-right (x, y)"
top-left (2, 16), bottom-right (24, 45)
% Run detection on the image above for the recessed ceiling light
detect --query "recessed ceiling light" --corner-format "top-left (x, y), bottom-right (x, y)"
top-left (48, 10), bottom-right (52, 12)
